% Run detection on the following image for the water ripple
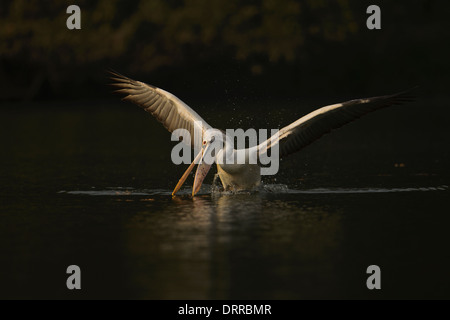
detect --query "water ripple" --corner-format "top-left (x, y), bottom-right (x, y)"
top-left (58, 184), bottom-right (448, 196)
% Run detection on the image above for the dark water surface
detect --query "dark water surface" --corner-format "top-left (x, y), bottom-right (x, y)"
top-left (1, 99), bottom-right (449, 299)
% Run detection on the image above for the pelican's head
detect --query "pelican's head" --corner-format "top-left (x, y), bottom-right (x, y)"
top-left (172, 129), bottom-right (225, 196)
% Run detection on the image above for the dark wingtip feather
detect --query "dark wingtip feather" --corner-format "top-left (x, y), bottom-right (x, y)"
top-left (107, 69), bottom-right (159, 90)
top-left (107, 69), bottom-right (127, 80)
top-left (107, 70), bottom-right (137, 96)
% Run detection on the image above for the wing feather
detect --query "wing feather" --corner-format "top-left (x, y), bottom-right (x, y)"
top-left (258, 91), bottom-right (414, 158)
top-left (111, 72), bottom-right (212, 150)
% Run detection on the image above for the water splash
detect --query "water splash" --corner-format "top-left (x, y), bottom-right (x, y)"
top-left (58, 184), bottom-right (448, 196)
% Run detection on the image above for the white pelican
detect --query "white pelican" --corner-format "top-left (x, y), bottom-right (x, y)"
top-left (111, 72), bottom-right (412, 196)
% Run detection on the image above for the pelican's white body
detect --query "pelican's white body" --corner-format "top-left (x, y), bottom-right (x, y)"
top-left (213, 145), bottom-right (261, 191)
top-left (216, 163), bottom-right (261, 191)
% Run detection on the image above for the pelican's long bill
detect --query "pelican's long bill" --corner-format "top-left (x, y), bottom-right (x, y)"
top-left (192, 157), bottom-right (213, 196)
top-left (172, 146), bottom-right (213, 196)
top-left (172, 150), bottom-right (202, 196)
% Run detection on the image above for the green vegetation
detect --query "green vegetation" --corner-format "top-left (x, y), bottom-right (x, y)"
top-left (0, 1), bottom-right (448, 100)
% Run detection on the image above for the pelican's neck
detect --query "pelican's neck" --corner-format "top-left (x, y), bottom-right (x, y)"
top-left (216, 146), bottom-right (233, 167)
top-left (216, 146), bottom-right (255, 174)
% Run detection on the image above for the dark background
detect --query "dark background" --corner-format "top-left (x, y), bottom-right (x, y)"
top-left (1, 0), bottom-right (449, 300)
top-left (1, 0), bottom-right (449, 102)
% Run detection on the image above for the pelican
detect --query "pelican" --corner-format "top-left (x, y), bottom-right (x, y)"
top-left (111, 72), bottom-right (412, 196)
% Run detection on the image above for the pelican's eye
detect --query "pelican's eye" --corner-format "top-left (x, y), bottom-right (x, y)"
top-left (203, 140), bottom-right (207, 145)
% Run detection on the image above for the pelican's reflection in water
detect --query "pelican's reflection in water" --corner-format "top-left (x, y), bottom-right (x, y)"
top-left (124, 193), bottom-right (342, 299)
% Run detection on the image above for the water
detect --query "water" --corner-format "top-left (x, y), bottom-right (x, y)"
top-left (59, 185), bottom-right (449, 196)
top-left (1, 99), bottom-right (449, 299)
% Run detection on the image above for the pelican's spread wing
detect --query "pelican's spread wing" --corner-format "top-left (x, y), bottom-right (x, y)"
top-left (111, 72), bottom-right (212, 150)
top-left (258, 91), bottom-right (413, 158)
